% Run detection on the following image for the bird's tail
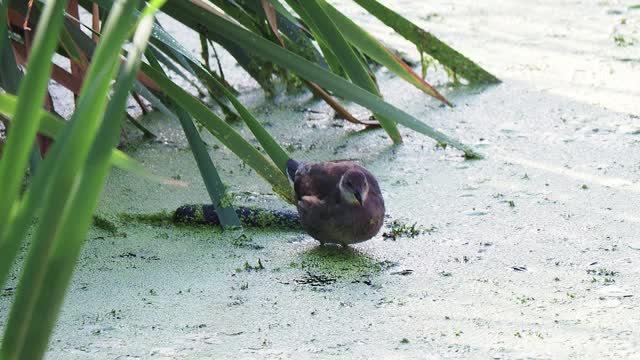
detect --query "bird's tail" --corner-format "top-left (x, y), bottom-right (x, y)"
top-left (286, 159), bottom-right (299, 185)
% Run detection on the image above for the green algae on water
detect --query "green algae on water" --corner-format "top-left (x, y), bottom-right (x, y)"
top-left (241, 258), bottom-right (265, 272)
top-left (230, 233), bottom-right (264, 250)
top-left (382, 219), bottom-right (432, 241)
top-left (92, 214), bottom-right (120, 235)
top-left (295, 246), bottom-right (395, 281)
top-left (119, 210), bottom-right (174, 226)
top-left (122, 205), bottom-right (301, 229)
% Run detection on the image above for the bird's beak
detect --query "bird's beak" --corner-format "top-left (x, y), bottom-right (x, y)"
top-left (354, 191), bottom-right (363, 206)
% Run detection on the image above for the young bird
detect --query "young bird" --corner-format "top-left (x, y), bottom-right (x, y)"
top-left (287, 159), bottom-right (385, 246)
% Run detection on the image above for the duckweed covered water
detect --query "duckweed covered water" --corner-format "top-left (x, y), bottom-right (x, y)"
top-left (1, 0), bottom-right (640, 358)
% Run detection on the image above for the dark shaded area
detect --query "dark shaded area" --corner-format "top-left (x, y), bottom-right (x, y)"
top-left (173, 204), bottom-right (301, 229)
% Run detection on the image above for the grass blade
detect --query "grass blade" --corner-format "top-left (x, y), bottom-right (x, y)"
top-left (261, 0), bottom-right (370, 126)
top-left (87, 0), bottom-right (479, 155)
top-left (1, 0), bottom-right (143, 357)
top-left (259, 0), bottom-right (328, 68)
top-left (14, 5), bottom-right (163, 357)
top-left (146, 42), bottom-right (239, 119)
top-left (0, 5), bottom-right (21, 94)
top-left (205, 67), bottom-right (290, 175)
top-left (84, 0), bottom-right (242, 101)
top-left (141, 62), bottom-right (296, 203)
top-left (0, 94), bottom-right (177, 185)
top-left (0, 3), bottom-right (46, 181)
top-left (0, 0), bottom-right (68, 248)
top-left (175, 107), bottom-right (241, 228)
top-left (0, 0), bottom-right (177, 300)
top-left (142, 37), bottom-right (240, 228)
top-left (317, 0), bottom-right (451, 105)
top-left (196, 9), bottom-right (480, 157)
top-left (352, 0), bottom-right (500, 85)
top-left (285, 0), bottom-right (403, 143)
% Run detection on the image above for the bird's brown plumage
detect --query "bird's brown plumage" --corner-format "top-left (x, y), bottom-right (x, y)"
top-left (288, 159), bottom-right (385, 245)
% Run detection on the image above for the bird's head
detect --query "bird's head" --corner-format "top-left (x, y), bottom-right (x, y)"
top-left (339, 170), bottom-right (369, 206)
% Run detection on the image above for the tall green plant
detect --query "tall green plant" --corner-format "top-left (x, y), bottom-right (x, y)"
top-left (0, 0), bottom-right (69, 252)
top-left (0, 1), bottom-right (165, 358)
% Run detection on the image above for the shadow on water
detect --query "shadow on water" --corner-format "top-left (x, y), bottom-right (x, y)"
top-left (293, 245), bottom-right (396, 286)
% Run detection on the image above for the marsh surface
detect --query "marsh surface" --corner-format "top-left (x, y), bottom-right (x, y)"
top-left (2, 0), bottom-right (640, 358)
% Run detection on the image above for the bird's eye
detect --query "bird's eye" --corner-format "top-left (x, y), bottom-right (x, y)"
top-left (346, 180), bottom-right (353, 187)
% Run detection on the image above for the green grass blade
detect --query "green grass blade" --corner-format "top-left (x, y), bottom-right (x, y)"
top-left (285, 0), bottom-right (403, 143)
top-left (195, 9), bottom-right (480, 157)
top-left (87, 0), bottom-right (478, 154)
top-left (279, 0), bottom-right (344, 79)
top-left (0, 0), bottom-right (143, 357)
top-left (352, 0), bottom-right (500, 85)
top-left (316, 37), bottom-right (346, 78)
top-left (143, 0), bottom-right (277, 94)
top-left (0, 0), bottom-right (10, 55)
top-left (0, 15), bottom-right (47, 177)
top-left (14, 6), bottom-right (162, 357)
top-left (0, 94), bottom-right (171, 184)
top-left (175, 107), bottom-right (241, 227)
top-left (242, 0), bottom-right (329, 68)
top-left (145, 44), bottom-right (241, 121)
top-left (142, 38), bottom-right (240, 228)
top-left (147, 44), bottom-right (206, 96)
top-left (0, 7), bottom-right (46, 182)
top-left (200, 32), bottom-right (210, 68)
top-left (317, 0), bottom-right (451, 105)
top-left (60, 25), bottom-right (89, 69)
top-left (126, 111), bottom-right (157, 138)
top-left (0, 104), bottom-right (68, 295)
top-left (78, 1), bottom-right (242, 109)
top-left (85, 0), bottom-right (229, 92)
top-left (0, 146), bottom-right (65, 299)
top-left (0, 0), bottom-right (68, 249)
top-left (141, 62), bottom-right (296, 203)
top-left (205, 73), bottom-right (290, 175)
top-left (0, 94), bottom-right (180, 295)
top-left (207, 0), bottom-right (263, 33)
top-left (269, 1), bottom-right (341, 77)
top-left (132, 81), bottom-right (177, 120)
top-left (1, 71), bottom-right (114, 359)
top-left (59, 14), bottom-right (213, 122)
top-left (147, 42), bottom-right (240, 118)
top-left (144, 0), bottom-right (278, 94)
top-left (0, 3), bottom-right (25, 94)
